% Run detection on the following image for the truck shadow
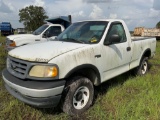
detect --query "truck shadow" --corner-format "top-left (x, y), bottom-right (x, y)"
top-left (95, 62), bottom-right (152, 95)
top-left (95, 71), bottom-right (132, 95)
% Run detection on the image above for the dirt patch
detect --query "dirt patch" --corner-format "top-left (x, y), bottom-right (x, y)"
top-left (152, 63), bottom-right (160, 67)
top-left (148, 63), bottom-right (160, 75)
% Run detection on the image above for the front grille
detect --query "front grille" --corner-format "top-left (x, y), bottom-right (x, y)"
top-left (11, 59), bottom-right (27, 74)
top-left (7, 56), bottom-right (29, 79)
top-left (6, 38), bottom-right (11, 46)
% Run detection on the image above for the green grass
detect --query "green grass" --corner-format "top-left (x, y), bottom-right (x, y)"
top-left (0, 36), bottom-right (160, 120)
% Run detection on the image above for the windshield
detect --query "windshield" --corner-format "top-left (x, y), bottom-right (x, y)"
top-left (33, 24), bottom-right (49, 35)
top-left (57, 21), bottom-right (108, 44)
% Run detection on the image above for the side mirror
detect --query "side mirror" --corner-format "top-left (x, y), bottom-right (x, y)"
top-left (43, 31), bottom-right (50, 38)
top-left (104, 34), bottom-right (121, 45)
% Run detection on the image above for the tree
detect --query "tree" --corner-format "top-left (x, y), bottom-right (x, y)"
top-left (156, 21), bottom-right (160, 29)
top-left (19, 5), bottom-right (48, 31)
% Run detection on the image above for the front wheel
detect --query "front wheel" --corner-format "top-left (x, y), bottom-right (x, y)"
top-left (134, 57), bottom-right (148, 75)
top-left (61, 77), bottom-right (94, 116)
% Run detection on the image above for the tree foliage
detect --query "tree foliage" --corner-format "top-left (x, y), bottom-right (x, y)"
top-left (156, 21), bottom-right (160, 29)
top-left (19, 5), bottom-right (48, 31)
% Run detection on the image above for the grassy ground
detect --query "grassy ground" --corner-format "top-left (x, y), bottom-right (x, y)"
top-left (0, 36), bottom-right (160, 120)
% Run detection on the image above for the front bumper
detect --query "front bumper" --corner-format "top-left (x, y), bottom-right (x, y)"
top-left (2, 69), bottom-right (66, 108)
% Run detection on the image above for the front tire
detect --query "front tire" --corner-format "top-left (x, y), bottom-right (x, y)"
top-left (134, 57), bottom-right (148, 75)
top-left (61, 77), bottom-right (94, 116)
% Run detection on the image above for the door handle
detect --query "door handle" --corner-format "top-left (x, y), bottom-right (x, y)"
top-left (35, 39), bottom-right (40, 41)
top-left (95, 54), bottom-right (101, 58)
top-left (126, 47), bottom-right (131, 51)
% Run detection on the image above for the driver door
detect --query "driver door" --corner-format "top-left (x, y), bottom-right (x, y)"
top-left (101, 22), bottom-right (132, 82)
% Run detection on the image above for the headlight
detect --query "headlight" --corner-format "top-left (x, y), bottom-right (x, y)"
top-left (29, 65), bottom-right (58, 78)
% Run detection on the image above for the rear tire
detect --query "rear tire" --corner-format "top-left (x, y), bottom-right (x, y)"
top-left (61, 77), bottom-right (94, 116)
top-left (134, 57), bottom-right (148, 75)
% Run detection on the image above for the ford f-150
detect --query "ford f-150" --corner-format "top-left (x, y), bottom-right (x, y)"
top-left (2, 19), bottom-right (156, 115)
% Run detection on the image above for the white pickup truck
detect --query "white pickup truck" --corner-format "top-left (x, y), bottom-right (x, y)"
top-left (2, 19), bottom-right (156, 115)
top-left (5, 15), bottom-right (71, 51)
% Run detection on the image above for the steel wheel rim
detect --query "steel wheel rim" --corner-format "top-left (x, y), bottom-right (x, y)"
top-left (73, 86), bottom-right (90, 110)
top-left (141, 61), bottom-right (147, 74)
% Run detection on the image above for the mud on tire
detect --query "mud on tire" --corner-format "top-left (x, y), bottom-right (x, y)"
top-left (61, 76), bottom-right (94, 116)
top-left (134, 57), bottom-right (149, 75)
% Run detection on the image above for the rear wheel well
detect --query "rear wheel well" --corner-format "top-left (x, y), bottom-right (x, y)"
top-left (142, 49), bottom-right (151, 58)
top-left (138, 48), bottom-right (151, 67)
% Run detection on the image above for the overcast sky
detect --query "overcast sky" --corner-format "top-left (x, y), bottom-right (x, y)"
top-left (0, 0), bottom-right (160, 30)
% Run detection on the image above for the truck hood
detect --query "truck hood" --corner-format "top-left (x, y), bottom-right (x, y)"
top-left (7, 34), bottom-right (36, 40)
top-left (8, 41), bottom-right (88, 62)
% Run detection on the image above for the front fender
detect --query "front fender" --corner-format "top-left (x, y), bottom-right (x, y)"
top-left (65, 64), bottom-right (101, 84)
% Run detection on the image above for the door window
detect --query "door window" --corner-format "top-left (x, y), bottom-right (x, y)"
top-left (105, 23), bottom-right (127, 44)
top-left (45, 26), bottom-right (62, 37)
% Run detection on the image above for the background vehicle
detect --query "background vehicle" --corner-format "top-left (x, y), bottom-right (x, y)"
top-left (6, 15), bottom-right (72, 51)
top-left (2, 19), bottom-right (156, 115)
top-left (17, 28), bottom-right (26, 34)
top-left (0, 22), bottom-right (14, 36)
top-left (133, 27), bottom-right (160, 40)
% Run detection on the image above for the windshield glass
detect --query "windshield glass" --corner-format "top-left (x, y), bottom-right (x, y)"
top-left (33, 24), bottom-right (49, 35)
top-left (57, 21), bottom-right (108, 44)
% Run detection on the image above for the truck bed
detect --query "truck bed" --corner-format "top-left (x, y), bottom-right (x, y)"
top-left (131, 36), bottom-right (155, 41)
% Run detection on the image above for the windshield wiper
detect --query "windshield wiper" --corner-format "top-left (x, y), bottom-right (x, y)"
top-left (66, 38), bottom-right (85, 44)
